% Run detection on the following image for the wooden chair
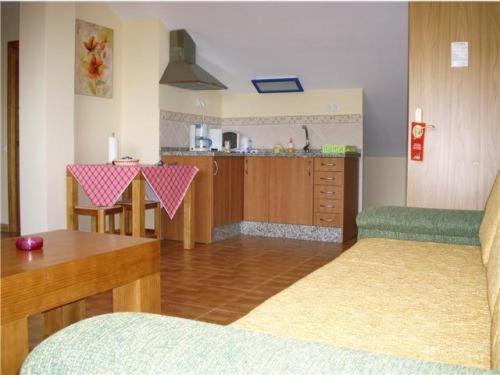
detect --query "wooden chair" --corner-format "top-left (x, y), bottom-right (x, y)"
top-left (118, 201), bottom-right (161, 239)
top-left (73, 206), bottom-right (126, 234)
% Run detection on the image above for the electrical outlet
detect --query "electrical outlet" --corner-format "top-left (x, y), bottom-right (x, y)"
top-left (196, 98), bottom-right (206, 108)
top-left (328, 103), bottom-right (339, 113)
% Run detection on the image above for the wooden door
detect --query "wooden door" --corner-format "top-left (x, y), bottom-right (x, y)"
top-left (407, 2), bottom-right (500, 210)
top-left (161, 156), bottom-right (213, 243)
top-left (6, 41), bottom-right (20, 233)
top-left (269, 157), bottom-right (313, 225)
top-left (243, 157), bottom-right (269, 222)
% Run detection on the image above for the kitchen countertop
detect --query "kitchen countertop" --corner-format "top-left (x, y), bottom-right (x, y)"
top-left (160, 148), bottom-right (360, 158)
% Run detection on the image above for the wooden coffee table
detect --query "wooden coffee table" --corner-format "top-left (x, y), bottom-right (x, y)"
top-left (1, 230), bottom-right (160, 374)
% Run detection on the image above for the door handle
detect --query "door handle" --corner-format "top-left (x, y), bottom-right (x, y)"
top-left (320, 204), bottom-right (335, 208)
top-left (321, 163), bottom-right (336, 167)
top-left (320, 218), bottom-right (334, 222)
top-left (320, 177), bottom-right (335, 180)
top-left (213, 160), bottom-right (219, 176)
top-left (320, 190), bottom-right (335, 195)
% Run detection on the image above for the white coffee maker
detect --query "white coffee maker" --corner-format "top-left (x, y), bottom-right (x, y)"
top-left (189, 124), bottom-right (212, 151)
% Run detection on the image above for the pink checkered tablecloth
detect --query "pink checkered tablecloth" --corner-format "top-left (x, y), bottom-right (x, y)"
top-left (67, 164), bottom-right (199, 219)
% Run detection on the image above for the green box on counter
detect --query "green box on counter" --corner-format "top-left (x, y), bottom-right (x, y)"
top-left (321, 144), bottom-right (358, 154)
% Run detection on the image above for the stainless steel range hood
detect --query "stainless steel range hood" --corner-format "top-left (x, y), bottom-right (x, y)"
top-left (160, 30), bottom-right (227, 90)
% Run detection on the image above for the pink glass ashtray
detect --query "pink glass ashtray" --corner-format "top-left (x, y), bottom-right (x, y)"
top-left (15, 236), bottom-right (43, 251)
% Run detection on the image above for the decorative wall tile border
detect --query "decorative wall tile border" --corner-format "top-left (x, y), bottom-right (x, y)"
top-left (160, 110), bottom-right (222, 126)
top-left (222, 114), bottom-right (362, 126)
top-left (160, 110), bottom-right (361, 127)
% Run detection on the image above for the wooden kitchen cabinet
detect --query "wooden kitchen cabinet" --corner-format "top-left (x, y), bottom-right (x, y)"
top-left (243, 157), bottom-right (269, 222)
top-left (213, 157), bottom-right (244, 227)
top-left (244, 157), bottom-right (313, 225)
top-left (161, 155), bottom-right (243, 243)
top-left (163, 154), bottom-right (358, 244)
top-left (313, 157), bottom-right (359, 241)
top-left (268, 157), bottom-right (313, 225)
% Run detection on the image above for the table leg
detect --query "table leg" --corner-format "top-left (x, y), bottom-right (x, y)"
top-left (183, 181), bottom-right (195, 249)
top-left (66, 171), bottom-right (78, 230)
top-left (112, 272), bottom-right (161, 313)
top-left (131, 174), bottom-right (145, 237)
top-left (97, 209), bottom-right (105, 233)
top-left (90, 216), bottom-right (97, 232)
top-left (109, 214), bottom-right (115, 234)
top-left (123, 186), bottom-right (132, 234)
top-left (1, 318), bottom-right (28, 375)
top-left (43, 300), bottom-right (86, 337)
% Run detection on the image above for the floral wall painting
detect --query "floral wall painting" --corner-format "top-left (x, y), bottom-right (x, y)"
top-left (75, 19), bottom-right (113, 98)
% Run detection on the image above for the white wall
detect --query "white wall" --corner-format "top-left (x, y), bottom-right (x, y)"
top-left (222, 89), bottom-right (362, 117)
top-left (363, 156), bottom-right (406, 208)
top-left (74, 3), bottom-right (122, 164)
top-left (19, 3), bottom-right (75, 234)
top-left (1, 2), bottom-right (19, 225)
top-left (120, 18), bottom-right (163, 164)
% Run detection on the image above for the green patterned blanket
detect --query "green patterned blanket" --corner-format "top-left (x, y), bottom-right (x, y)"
top-left (22, 313), bottom-right (489, 374)
top-left (357, 206), bottom-right (483, 245)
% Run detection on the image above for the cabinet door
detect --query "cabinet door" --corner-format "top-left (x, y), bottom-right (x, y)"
top-left (213, 157), bottom-right (229, 226)
top-left (161, 156), bottom-right (213, 243)
top-left (213, 157), bottom-right (244, 227)
top-left (269, 158), bottom-right (313, 225)
top-left (243, 157), bottom-right (269, 222)
top-left (229, 157), bottom-right (244, 223)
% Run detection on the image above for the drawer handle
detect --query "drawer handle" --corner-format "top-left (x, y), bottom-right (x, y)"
top-left (320, 218), bottom-right (334, 222)
top-left (321, 163), bottom-right (336, 167)
top-left (320, 190), bottom-right (335, 195)
top-left (320, 177), bottom-right (335, 180)
top-left (320, 204), bottom-right (335, 208)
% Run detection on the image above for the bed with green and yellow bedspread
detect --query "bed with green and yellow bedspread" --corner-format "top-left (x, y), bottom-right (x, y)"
top-left (21, 175), bottom-right (500, 374)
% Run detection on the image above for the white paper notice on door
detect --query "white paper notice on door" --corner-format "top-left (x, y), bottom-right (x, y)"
top-left (451, 42), bottom-right (468, 68)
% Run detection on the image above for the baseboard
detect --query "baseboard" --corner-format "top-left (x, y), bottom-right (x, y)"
top-left (1, 223), bottom-right (10, 231)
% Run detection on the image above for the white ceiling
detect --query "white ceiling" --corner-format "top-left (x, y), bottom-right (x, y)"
top-left (110, 1), bottom-right (409, 156)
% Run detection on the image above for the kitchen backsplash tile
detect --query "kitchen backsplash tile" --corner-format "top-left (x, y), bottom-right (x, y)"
top-left (160, 111), bottom-right (222, 148)
top-left (159, 110), bottom-right (363, 151)
top-left (222, 114), bottom-right (362, 126)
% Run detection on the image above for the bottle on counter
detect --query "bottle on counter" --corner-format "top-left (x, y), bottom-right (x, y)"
top-left (287, 137), bottom-right (295, 153)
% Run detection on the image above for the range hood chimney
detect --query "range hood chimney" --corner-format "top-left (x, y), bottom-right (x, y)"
top-left (160, 30), bottom-right (227, 90)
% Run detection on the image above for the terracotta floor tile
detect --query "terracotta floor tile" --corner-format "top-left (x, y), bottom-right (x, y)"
top-left (197, 309), bottom-right (246, 325)
top-left (163, 303), bottom-right (210, 320)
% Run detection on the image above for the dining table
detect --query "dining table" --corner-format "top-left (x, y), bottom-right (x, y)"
top-left (66, 164), bottom-right (199, 249)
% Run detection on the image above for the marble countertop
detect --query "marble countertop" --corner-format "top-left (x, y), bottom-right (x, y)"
top-left (160, 148), bottom-right (360, 158)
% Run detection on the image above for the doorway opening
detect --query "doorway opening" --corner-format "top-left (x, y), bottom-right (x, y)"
top-left (2, 40), bottom-right (20, 237)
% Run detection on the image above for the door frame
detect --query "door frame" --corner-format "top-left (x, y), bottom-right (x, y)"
top-left (6, 40), bottom-right (20, 233)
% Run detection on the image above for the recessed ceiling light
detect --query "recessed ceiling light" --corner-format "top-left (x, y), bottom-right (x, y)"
top-left (251, 77), bottom-right (304, 94)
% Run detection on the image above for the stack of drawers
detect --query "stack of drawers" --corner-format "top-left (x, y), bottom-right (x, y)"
top-left (313, 157), bottom-right (358, 241)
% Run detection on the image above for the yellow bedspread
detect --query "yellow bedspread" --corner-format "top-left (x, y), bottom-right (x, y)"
top-left (233, 238), bottom-right (491, 369)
